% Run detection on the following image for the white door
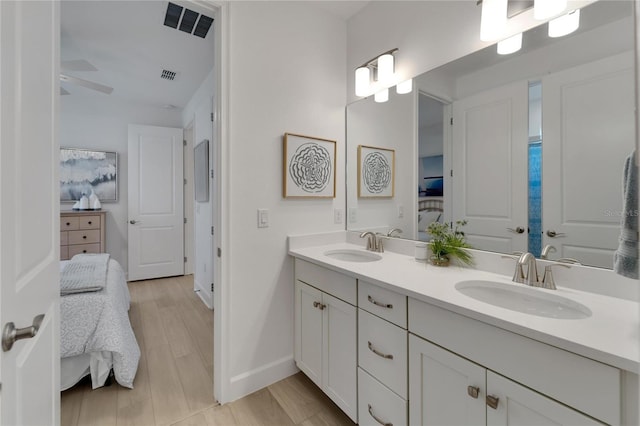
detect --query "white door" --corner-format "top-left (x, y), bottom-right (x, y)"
top-left (486, 371), bottom-right (600, 425)
top-left (542, 52), bottom-right (635, 268)
top-left (128, 124), bottom-right (184, 281)
top-left (0, 1), bottom-right (60, 424)
top-left (452, 81), bottom-right (529, 254)
top-left (409, 334), bottom-right (486, 426)
top-left (294, 281), bottom-right (323, 387)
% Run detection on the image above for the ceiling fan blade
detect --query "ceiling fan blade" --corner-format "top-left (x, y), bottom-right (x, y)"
top-left (60, 74), bottom-right (113, 95)
top-left (61, 59), bottom-right (98, 72)
top-left (60, 87), bottom-right (70, 96)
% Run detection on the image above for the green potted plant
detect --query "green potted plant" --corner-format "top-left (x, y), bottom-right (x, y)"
top-left (426, 220), bottom-right (474, 267)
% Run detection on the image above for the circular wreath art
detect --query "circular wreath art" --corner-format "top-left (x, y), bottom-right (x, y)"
top-left (289, 143), bottom-right (332, 193)
top-left (362, 152), bottom-right (391, 194)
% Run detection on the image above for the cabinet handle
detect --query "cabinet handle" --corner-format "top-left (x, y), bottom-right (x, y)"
top-left (467, 386), bottom-right (480, 399)
top-left (83, 235), bottom-right (87, 239)
top-left (312, 301), bottom-right (326, 310)
top-left (367, 295), bottom-right (393, 309)
top-left (368, 404), bottom-right (392, 426)
top-left (82, 250), bottom-right (87, 253)
top-left (88, 221), bottom-right (92, 225)
top-left (66, 222), bottom-right (70, 226)
top-left (486, 395), bottom-right (499, 410)
top-left (367, 341), bottom-right (393, 360)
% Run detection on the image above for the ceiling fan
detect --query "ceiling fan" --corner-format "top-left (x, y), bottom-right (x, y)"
top-left (60, 59), bottom-right (113, 95)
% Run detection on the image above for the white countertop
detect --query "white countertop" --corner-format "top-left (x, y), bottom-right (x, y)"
top-left (289, 241), bottom-right (640, 374)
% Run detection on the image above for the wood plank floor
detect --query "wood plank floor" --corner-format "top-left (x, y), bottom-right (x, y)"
top-left (61, 275), bottom-right (355, 426)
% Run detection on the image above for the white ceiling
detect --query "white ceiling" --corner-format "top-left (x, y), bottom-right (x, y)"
top-left (61, 0), bottom-right (216, 109)
top-left (306, 1), bottom-right (370, 20)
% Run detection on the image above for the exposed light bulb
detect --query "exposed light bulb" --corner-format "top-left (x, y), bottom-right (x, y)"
top-left (355, 67), bottom-right (370, 97)
top-left (480, 0), bottom-right (508, 42)
top-left (548, 9), bottom-right (580, 38)
top-left (377, 54), bottom-right (394, 85)
top-left (534, 0), bottom-right (567, 20)
top-left (374, 88), bottom-right (389, 103)
top-left (497, 33), bottom-right (522, 55)
top-left (396, 79), bottom-right (413, 94)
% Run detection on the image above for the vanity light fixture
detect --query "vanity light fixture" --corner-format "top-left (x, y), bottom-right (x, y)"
top-left (396, 79), bottom-right (413, 95)
top-left (377, 53), bottom-right (394, 86)
top-left (548, 9), bottom-right (580, 38)
top-left (355, 67), bottom-right (371, 97)
top-left (374, 88), bottom-right (389, 103)
top-left (534, 0), bottom-right (567, 20)
top-left (497, 32), bottom-right (522, 55)
top-left (480, 0), bottom-right (508, 41)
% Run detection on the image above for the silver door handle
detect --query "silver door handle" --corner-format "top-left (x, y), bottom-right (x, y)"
top-left (507, 226), bottom-right (525, 234)
top-left (2, 314), bottom-right (44, 352)
top-left (129, 220), bottom-right (140, 225)
top-left (546, 230), bottom-right (566, 238)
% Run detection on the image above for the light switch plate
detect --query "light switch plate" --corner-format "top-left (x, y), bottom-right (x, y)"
top-left (349, 208), bottom-right (357, 223)
top-left (258, 209), bottom-right (269, 228)
top-left (334, 208), bottom-right (343, 224)
top-left (398, 205), bottom-right (404, 218)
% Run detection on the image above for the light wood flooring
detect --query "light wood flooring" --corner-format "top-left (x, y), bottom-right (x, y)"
top-left (61, 275), bottom-right (355, 426)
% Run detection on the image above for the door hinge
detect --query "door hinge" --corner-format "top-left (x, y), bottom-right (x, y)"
top-left (210, 112), bottom-right (214, 122)
top-left (184, 217), bottom-right (187, 224)
top-left (184, 257), bottom-right (187, 263)
top-left (211, 226), bottom-right (214, 235)
top-left (450, 117), bottom-right (454, 125)
top-left (183, 140), bottom-right (187, 146)
top-left (211, 283), bottom-right (214, 292)
top-left (217, 247), bottom-right (221, 257)
top-left (184, 178), bottom-right (187, 185)
top-left (210, 169), bottom-right (214, 179)
top-left (450, 169), bottom-right (453, 177)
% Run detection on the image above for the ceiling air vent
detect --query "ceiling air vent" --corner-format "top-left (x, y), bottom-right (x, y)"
top-left (163, 2), bottom-right (214, 39)
top-left (161, 69), bottom-right (178, 81)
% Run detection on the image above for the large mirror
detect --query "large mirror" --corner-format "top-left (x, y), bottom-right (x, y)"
top-left (346, 0), bottom-right (634, 270)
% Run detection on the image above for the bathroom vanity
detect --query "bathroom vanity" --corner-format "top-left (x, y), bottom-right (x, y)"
top-left (289, 233), bottom-right (639, 426)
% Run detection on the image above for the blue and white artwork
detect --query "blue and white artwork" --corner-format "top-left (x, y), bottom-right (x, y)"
top-left (60, 148), bottom-right (117, 202)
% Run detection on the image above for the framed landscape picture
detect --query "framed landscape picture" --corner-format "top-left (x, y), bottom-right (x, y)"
top-left (358, 145), bottom-right (395, 198)
top-left (60, 148), bottom-right (118, 202)
top-left (283, 133), bottom-right (336, 198)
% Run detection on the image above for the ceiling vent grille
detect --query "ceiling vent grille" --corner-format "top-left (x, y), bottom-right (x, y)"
top-left (161, 69), bottom-right (178, 81)
top-left (163, 2), bottom-right (214, 39)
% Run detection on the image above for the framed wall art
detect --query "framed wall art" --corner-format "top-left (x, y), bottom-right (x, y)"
top-left (283, 133), bottom-right (336, 198)
top-left (358, 145), bottom-right (395, 198)
top-left (60, 148), bottom-right (118, 202)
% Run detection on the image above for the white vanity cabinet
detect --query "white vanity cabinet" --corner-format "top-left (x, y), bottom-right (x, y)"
top-left (409, 334), bottom-right (601, 425)
top-left (409, 298), bottom-right (621, 425)
top-left (294, 259), bottom-right (358, 422)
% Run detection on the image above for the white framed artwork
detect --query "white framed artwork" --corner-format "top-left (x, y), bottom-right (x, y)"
top-left (358, 145), bottom-right (395, 198)
top-left (283, 133), bottom-right (336, 198)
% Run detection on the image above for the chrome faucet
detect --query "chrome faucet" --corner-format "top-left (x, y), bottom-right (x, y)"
top-left (517, 252), bottom-right (539, 286)
top-left (359, 231), bottom-right (384, 253)
top-left (540, 244), bottom-right (556, 259)
top-left (387, 228), bottom-right (403, 238)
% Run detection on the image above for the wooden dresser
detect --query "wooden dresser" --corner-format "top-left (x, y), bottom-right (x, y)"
top-left (60, 211), bottom-right (106, 260)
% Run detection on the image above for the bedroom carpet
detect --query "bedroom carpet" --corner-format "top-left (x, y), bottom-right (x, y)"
top-left (61, 275), bottom-right (354, 426)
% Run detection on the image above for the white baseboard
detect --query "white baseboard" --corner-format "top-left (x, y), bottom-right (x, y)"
top-left (194, 278), bottom-right (213, 309)
top-left (228, 355), bottom-right (298, 402)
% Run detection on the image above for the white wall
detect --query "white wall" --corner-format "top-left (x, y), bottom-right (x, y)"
top-left (224, 1), bottom-right (346, 400)
top-left (60, 96), bottom-right (183, 271)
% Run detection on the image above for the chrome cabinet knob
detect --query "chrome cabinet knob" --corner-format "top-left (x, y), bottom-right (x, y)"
top-left (467, 385), bottom-right (480, 399)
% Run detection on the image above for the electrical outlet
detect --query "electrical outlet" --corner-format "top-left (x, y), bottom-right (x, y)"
top-left (334, 209), bottom-right (343, 224)
top-left (349, 208), bottom-right (357, 223)
top-left (258, 209), bottom-right (269, 228)
top-left (398, 205), bottom-right (404, 218)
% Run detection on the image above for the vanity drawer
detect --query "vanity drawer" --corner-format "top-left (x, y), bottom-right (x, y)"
top-left (68, 229), bottom-right (100, 245)
top-left (359, 309), bottom-right (408, 399)
top-left (68, 243), bottom-right (101, 257)
top-left (78, 215), bottom-right (100, 229)
top-left (408, 298), bottom-right (621, 425)
top-left (295, 259), bottom-right (356, 305)
top-left (359, 280), bottom-right (407, 328)
top-left (60, 217), bottom-right (79, 231)
top-left (60, 231), bottom-right (68, 246)
top-left (358, 368), bottom-right (407, 426)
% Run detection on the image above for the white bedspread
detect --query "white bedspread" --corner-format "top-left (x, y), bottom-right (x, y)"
top-left (60, 259), bottom-right (140, 388)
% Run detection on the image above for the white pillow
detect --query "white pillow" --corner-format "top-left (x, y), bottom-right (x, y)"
top-left (418, 211), bottom-right (442, 230)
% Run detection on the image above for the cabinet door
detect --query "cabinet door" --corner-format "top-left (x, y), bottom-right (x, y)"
top-left (409, 334), bottom-right (486, 426)
top-left (323, 292), bottom-right (357, 422)
top-left (486, 371), bottom-right (602, 425)
top-left (294, 280), bottom-right (323, 387)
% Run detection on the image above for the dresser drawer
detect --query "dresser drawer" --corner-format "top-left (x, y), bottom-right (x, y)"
top-left (359, 280), bottom-right (407, 328)
top-left (68, 229), bottom-right (100, 245)
top-left (358, 368), bottom-right (407, 426)
top-left (68, 243), bottom-right (101, 257)
top-left (359, 309), bottom-right (408, 399)
top-left (60, 246), bottom-right (69, 261)
top-left (60, 231), bottom-right (68, 246)
top-left (78, 215), bottom-right (100, 229)
top-left (60, 217), bottom-right (79, 231)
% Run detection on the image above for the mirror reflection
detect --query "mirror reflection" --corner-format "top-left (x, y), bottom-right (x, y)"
top-left (346, 0), bottom-right (634, 269)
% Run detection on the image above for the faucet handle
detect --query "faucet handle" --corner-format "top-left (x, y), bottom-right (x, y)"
top-left (501, 255), bottom-right (525, 283)
top-left (541, 263), bottom-right (571, 290)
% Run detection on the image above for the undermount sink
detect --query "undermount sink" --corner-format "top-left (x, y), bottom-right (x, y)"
top-left (455, 280), bottom-right (592, 319)
top-left (323, 249), bottom-right (382, 263)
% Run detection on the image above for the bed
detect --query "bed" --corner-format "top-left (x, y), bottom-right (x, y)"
top-left (417, 198), bottom-right (444, 242)
top-left (60, 255), bottom-right (140, 391)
